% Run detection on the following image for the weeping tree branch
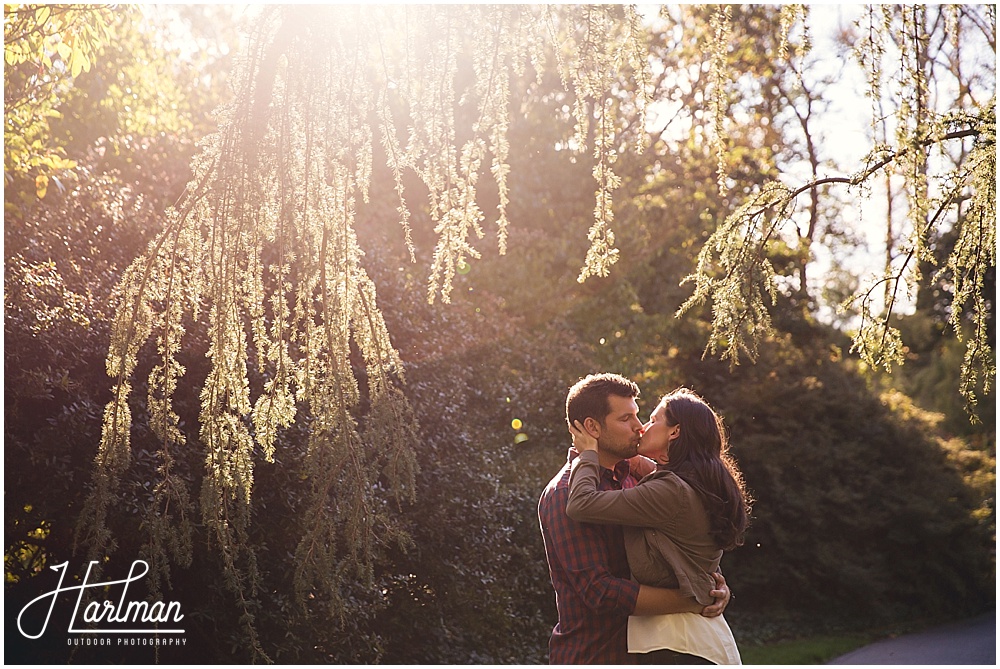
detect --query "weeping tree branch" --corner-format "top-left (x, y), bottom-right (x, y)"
top-left (679, 108), bottom-right (993, 416)
top-left (78, 4), bottom-right (654, 660)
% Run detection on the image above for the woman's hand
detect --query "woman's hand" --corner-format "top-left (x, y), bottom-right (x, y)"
top-left (569, 420), bottom-right (598, 453)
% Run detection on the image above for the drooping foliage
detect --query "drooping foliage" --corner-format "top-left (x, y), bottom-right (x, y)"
top-left (680, 4), bottom-right (996, 417)
top-left (76, 4), bottom-right (652, 658)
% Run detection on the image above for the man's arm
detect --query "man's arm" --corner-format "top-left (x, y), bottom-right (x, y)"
top-left (633, 572), bottom-right (731, 617)
top-left (633, 584), bottom-right (700, 615)
top-left (539, 478), bottom-right (640, 616)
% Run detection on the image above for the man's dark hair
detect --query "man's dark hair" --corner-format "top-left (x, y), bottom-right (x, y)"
top-left (565, 373), bottom-right (639, 428)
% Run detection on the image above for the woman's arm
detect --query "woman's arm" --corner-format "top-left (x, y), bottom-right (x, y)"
top-left (567, 450), bottom-right (682, 528)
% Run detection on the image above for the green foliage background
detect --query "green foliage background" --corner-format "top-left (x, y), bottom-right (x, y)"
top-left (5, 4), bottom-right (994, 664)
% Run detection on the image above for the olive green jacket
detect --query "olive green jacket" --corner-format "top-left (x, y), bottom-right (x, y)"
top-left (566, 449), bottom-right (721, 606)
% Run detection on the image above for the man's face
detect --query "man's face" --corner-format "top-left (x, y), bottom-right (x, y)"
top-left (596, 394), bottom-right (644, 463)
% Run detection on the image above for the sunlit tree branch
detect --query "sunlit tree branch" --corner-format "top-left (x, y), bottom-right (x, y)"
top-left (679, 3), bottom-right (994, 418)
top-left (75, 4), bottom-right (651, 657)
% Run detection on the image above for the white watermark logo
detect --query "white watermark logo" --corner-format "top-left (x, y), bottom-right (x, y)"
top-left (17, 560), bottom-right (185, 639)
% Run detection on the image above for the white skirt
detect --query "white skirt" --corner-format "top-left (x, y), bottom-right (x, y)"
top-left (628, 612), bottom-right (741, 665)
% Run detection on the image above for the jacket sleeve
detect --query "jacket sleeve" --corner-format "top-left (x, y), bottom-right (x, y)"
top-left (566, 450), bottom-right (685, 529)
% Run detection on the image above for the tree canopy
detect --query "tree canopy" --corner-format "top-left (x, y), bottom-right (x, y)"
top-left (5, 3), bottom-right (995, 663)
top-left (5, 4), bottom-right (114, 196)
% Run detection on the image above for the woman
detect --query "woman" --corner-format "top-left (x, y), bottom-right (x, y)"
top-left (566, 387), bottom-right (751, 665)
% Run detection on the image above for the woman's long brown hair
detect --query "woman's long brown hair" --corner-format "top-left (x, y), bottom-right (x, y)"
top-left (661, 388), bottom-right (752, 551)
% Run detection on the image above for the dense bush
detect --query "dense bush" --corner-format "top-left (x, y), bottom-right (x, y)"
top-left (703, 332), bottom-right (994, 626)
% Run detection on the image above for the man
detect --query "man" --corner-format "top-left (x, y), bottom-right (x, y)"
top-left (538, 373), bottom-right (730, 664)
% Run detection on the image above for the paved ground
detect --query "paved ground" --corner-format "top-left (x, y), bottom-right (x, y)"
top-left (827, 612), bottom-right (995, 665)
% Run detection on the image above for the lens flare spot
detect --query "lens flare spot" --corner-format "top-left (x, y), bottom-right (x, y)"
top-left (457, 261), bottom-right (471, 275)
top-left (514, 433), bottom-right (529, 444)
top-left (511, 418), bottom-right (523, 430)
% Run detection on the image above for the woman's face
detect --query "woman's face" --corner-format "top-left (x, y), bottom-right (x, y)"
top-left (637, 402), bottom-right (679, 464)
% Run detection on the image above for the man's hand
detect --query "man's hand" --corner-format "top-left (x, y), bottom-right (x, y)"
top-left (700, 571), bottom-right (730, 617)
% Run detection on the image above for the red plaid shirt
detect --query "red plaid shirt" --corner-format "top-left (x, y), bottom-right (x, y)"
top-left (538, 449), bottom-right (640, 664)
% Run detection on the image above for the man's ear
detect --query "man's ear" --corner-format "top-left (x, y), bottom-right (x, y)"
top-left (582, 416), bottom-right (601, 439)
